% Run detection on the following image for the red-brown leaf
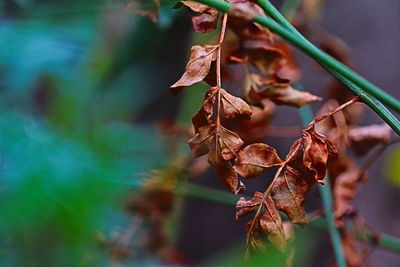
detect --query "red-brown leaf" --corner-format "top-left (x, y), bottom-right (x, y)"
top-left (192, 87), bottom-right (218, 132)
top-left (333, 168), bottom-right (365, 226)
top-left (217, 126), bottom-right (244, 161)
top-left (170, 44), bottom-right (218, 93)
top-left (220, 89), bottom-right (252, 120)
top-left (258, 83), bottom-right (321, 108)
top-left (180, 1), bottom-right (218, 15)
top-left (188, 123), bottom-right (216, 157)
top-left (236, 192), bottom-right (286, 251)
top-left (192, 14), bottom-right (220, 33)
top-left (234, 143), bottom-right (283, 178)
top-left (260, 196), bottom-right (287, 251)
top-left (271, 165), bottom-right (314, 224)
top-left (300, 124), bottom-right (338, 184)
top-left (209, 149), bottom-right (243, 194)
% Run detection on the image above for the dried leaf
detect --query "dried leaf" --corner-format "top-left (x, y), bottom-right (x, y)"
top-left (258, 82), bottom-right (321, 108)
top-left (192, 14), bottom-right (220, 33)
top-left (236, 191), bottom-right (264, 219)
top-left (236, 192), bottom-right (286, 251)
top-left (170, 44), bottom-right (218, 93)
top-left (217, 125), bottom-right (244, 161)
top-left (209, 149), bottom-right (243, 194)
top-left (188, 121), bottom-right (244, 193)
top-left (188, 123), bottom-right (216, 157)
top-left (179, 1), bottom-right (220, 33)
top-left (292, 124), bottom-right (338, 184)
top-left (180, 1), bottom-right (218, 15)
top-left (234, 143), bottom-right (283, 178)
top-left (349, 124), bottom-right (392, 156)
top-left (334, 168), bottom-right (365, 226)
top-left (243, 39), bottom-right (286, 74)
top-left (271, 165), bottom-right (313, 224)
top-left (220, 89), bottom-right (252, 120)
top-left (192, 86), bottom-right (218, 131)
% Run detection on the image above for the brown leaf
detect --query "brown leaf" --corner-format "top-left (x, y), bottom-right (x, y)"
top-left (236, 191), bottom-right (264, 219)
top-left (217, 125), bottom-right (244, 161)
top-left (244, 73), bottom-right (320, 108)
top-left (243, 39), bottom-right (286, 74)
top-left (192, 87), bottom-right (218, 132)
top-left (191, 14), bottom-right (220, 33)
top-left (236, 192), bottom-right (286, 251)
top-left (222, 101), bottom-right (275, 144)
top-left (220, 89), bottom-right (252, 120)
top-left (234, 143), bottom-right (283, 178)
top-left (296, 124), bottom-right (338, 184)
top-left (334, 168), bottom-right (365, 226)
top-left (188, 123), bottom-right (216, 157)
top-left (258, 82), bottom-right (321, 108)
top-left (170, 44), bottom-right (218, 93)
top-left (260, 196), bottom-right (287, 251)
top-left (209, 149), bottom-right (243, 194)
top-left (180, 1), bottom-right (218, 15)
top-left (179, 1), bottom-right (220, 33)
top-left (271, 165), bottom-right (314, 224)
top-left (348, 124), bottom-right (392, 156)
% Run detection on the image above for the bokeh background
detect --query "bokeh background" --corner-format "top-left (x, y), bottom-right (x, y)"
top-left (0, 0), bottom-right (399, 266)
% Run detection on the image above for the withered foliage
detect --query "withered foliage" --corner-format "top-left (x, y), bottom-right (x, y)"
top-left (129, 0), bottom-right (399, 264)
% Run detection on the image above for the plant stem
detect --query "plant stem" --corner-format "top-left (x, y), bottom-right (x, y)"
top-left (256, 0), bottom-right (400, 114)
top-left (310, 217), bottom-right (400, 253)
top-left (311, 96), bottom-right (360, 125)
top-left (255, 0), bottom-right (400, 136)
top-left (191, 0), bottom-right (400, 136)
top-left (216, 13), bottom-right (228, 126)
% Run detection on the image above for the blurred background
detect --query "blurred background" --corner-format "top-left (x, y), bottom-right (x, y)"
top-left (0, 0), bottom-right (399, 266)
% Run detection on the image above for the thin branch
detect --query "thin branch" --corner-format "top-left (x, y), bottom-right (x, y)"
top-left (311, 96), bottom-right (361, 125)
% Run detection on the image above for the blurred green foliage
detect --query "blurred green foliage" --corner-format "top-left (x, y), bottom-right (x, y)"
top-left (0, 0), bottom-right (181, 266)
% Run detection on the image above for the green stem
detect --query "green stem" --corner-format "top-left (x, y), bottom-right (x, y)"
top-left (254, 0), bottom-right (400, 114)
top-left (256, 0), bottom-right (400, 135)
top-left (310, 218), bottom-right (400, 253)
top-left (192, 0), bottom-right (400, 136)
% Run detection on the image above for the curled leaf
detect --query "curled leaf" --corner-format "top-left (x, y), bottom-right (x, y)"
top-left (180, 1), bottom-right (220, 33)
top-left (234, 143), bottom-right (283, 178)
top-left (288, 124), bottom-right (338, 184)
top-left (170, 44), bottom-right (218, 93)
